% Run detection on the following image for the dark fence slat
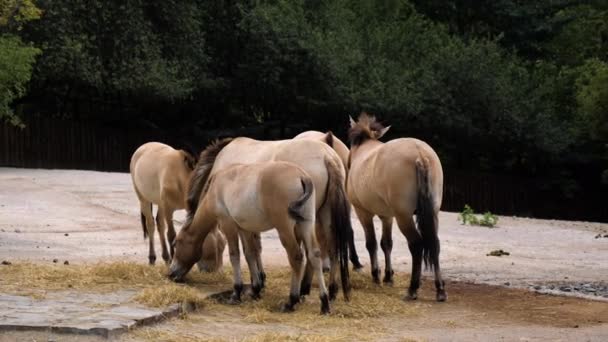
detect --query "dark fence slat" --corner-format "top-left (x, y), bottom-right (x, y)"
top-left (0, 115), bottom-right (606, 222)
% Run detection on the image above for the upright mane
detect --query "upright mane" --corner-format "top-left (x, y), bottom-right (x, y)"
top-left (348, 112), bottom-right (388, 147)
top-left (187, 138), bottom-right (233, 213)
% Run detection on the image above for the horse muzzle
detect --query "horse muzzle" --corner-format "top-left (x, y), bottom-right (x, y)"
top-left (168, 260), bottom-right (187, 283)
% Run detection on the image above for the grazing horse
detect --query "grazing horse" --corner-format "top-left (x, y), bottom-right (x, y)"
top-left (347, 113), bottom-right (447, 302)
top-left (293, 130), bottom-right (363, 271)
top-left (130, 142), bottom-right (226, 267)
top-left (181, 137), bottom-right (351, 301)
top-left (169, 161), bottom-right (331, 314)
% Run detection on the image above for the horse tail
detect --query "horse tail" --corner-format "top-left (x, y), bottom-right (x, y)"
top-left (187, 138), bottom-right (233, 214)
top-left (415, 158), bottom-right (440, 271)
top-left (288, 177), bottom-right (314, 221)
top-left (324, 157), bottom-right (351, 301)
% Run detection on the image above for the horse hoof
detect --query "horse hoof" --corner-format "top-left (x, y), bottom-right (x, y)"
top-left (227, 295), bottom-right (241, 305)
top-left (250, 294), bottom-right (261, 301)
top-left (405, 293), bottom-right (418, 301)
top-left (320, 293), bottom-right (330, 315)
top-left (383, 279), bottom-right (394, 287)
top-left (353, 264), bottom-right (365, 273)
top-left (280, 303), bottom-right (295, 313)
top-left (436, 291), bottom-right (447, 302)
top-left (322, 267), bottom-right (330, 273)
top-left (371, 268), bottom-right (381, 284)
top-left (148, 256), bottom-right (156, 265)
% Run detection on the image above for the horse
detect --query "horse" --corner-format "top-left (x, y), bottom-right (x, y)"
top-left (129, 142), bottom-right (226, 267)
top-left (169, 161), bottom-right (332, 314)
top-left (197, 225), bottom-right (227, 272)
top-left (180, 137), bottom-right (351, 302)
top-left (346, 113), bottom-right (447, 302)
top-left (293, 130), bottom-right (364, 271)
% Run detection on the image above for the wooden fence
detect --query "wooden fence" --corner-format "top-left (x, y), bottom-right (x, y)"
top-left (1, 115), bottom-right (606, 222)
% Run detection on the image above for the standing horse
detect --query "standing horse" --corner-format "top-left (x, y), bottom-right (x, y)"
top-left (347, 114), bottom-right (447, 302)
top-left (293, 130), bottom-right (363, 270)
top-left (183, 137), bottom-right (351, 301)
top-left (130, 142), bottom-right (226, 267)
top-left (169, 161), bottom-right (331, 314)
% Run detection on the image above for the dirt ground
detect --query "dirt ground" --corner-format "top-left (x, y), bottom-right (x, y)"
top-left (1, 167), bottom-right (608, 341)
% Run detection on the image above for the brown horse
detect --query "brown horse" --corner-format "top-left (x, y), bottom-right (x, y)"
top-left (169, 161), bottom-right (331, 314)
top-left (130, 142), bottom-right (226, 267)
top-left (183, 137), bottom-right (351, 302)
top-left (294, 130), bottom-right (363, 270)
top-left (347, 114), bottom-right (446, 302)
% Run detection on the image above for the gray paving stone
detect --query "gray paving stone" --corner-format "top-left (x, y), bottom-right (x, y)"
top-left (0, 288), bottom-right (218, 338)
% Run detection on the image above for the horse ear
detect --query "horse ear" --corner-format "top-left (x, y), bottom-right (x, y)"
top-left (349, 115), bottom-right (356, 128)
top-left (181, 150), bottom-right (195, 170)
top-left (375, 125), bottom-right (391, 139)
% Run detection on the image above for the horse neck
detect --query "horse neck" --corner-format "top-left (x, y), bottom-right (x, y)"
top-left (188, 198), bottom-right (218, 245)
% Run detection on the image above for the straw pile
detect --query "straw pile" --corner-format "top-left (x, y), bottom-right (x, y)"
top-left (0, 261), bottom-right (211, 306)
top-left (1, 261), bottom-right (422, 341)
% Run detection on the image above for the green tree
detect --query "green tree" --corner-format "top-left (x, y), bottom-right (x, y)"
top-left (575, 59), bottom-right (608, 143)
top-left (0, 0), bottom-right (40, 126)
top-left (27, 0), bottom-right (209, 120)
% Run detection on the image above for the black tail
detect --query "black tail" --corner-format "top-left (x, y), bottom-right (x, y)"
top-left (140, 203), bottom-right (152, 239)
top-left (287, 177), bottom-right (314, 221)
top-left (324, 157), bottom-right (351, 301)
top-left (324, 131), bottom-right (362, 269)
top-left (187, 138), bottom-right (233, 214)
top-left (415, 158), bottom-right (440, 271)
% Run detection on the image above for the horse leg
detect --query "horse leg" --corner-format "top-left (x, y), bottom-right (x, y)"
top-left (348, 221), bottom-right (364, 271)
top-left (354, 206), bottom-right (380, 284)
top-left (316, 207), bottom-right (340, 300)
top-left (140, 201), bottom-right (157, 265)
top-left (434, 258), bottom-right (447, 302)
top-left (222, 221), bottom-right (243, 304)
top-left (300, 221), bottom-right (323, 297)
top-left (253, 232), bottom-right (266, 288)
top-left (156, 206), bottom-right (171, 264)
top-left (380, 216), bottom-right (395, 285)
top-left (239, 230), bottom-right (262, 299)
top-left (396, 214), bottom-right (422, 300)
top-left (277, 227), bottom-right (305, 313)
top-left (166, 209), bottom-right (177, 258)
top-left (431, 212), bottom-right (447, 302)
top-left (298, 220), bottom-right (330, 314)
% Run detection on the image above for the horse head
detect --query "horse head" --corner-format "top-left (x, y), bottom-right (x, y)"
top-left (348, 112), bottom-right (391, 147)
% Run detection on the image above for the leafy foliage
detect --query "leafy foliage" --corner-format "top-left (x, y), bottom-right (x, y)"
top-left (2, 0), bottom-right (606, 214)
top-left (0, 0), bottom-right (40, 126)
top-left (459, 205), bottom-right (499, 227)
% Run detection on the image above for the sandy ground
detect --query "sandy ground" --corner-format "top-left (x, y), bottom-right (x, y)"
top-left (1, 167), bottom-right (608, 341)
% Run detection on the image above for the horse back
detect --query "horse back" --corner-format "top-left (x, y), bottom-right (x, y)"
top-left (212, 137), bottom-right (341, 211)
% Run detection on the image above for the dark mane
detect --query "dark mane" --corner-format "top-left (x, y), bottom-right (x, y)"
top-left (186, 138), bottom-right (233, 213)
top-left (348, 112), bottom-right (386, 146)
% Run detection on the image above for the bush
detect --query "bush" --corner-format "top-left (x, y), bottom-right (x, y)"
top-left (459, 205), bottom-right (498, 227)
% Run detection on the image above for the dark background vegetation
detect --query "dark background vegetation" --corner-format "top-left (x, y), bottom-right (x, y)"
top-left (2, 0), bottom-right (607, 221)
